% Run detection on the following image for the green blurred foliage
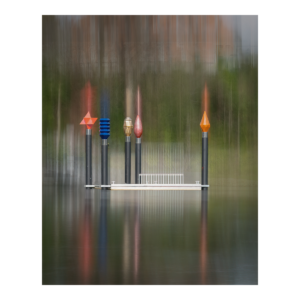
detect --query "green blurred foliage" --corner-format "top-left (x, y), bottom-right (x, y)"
top-left (43, 59), bottom-right (258, 150)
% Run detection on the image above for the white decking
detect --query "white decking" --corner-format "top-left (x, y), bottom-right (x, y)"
top-left (85, 183), bottom-right (209, 190)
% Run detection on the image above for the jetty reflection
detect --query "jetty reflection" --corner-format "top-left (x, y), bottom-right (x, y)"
top-left (200, 190), bottom-right (208, 284)
top-left (98, 190), bottom-right (109, 282)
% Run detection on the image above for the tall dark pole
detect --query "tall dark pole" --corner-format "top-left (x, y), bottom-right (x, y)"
top-left (134, 115), bottom-right (143, 184)
top-left (202, 132), bottom-right (208, 188)
top-left (100, 91), bottom-right (110, 190)
top-left (200, 111), bottom-right (210, 190)
top-left (100, 119), bottom-right (109, 189)
top-left (135, 138), bottom-right (141, 183)
top-left (86, 129), bottom-right (92, 186)
top-left (125, 138), bottom-right (131, 182)
top-left (123, 117), bottom-right (133, 183)
top-left (80, 112), bottom-right (97, 189)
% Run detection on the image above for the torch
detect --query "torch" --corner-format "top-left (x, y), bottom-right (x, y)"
top-left (80, 112), bottom-right (97, 188)
top-left (200, 111), bottom-right (210, 190)
top-left (99, 91), bottom-right (110, 190)
top-left (134, 115), bottom-right (143, 183)
top-left (134, 87), bottom-right (143, 184)
top-left (123, 117), bottom-right (133, 183)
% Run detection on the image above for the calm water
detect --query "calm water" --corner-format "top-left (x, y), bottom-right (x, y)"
top-left (42, 185), bottom-right (257, 285)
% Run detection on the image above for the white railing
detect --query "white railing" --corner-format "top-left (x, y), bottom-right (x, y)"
top-left (139, 174), bottom-right (184, 184)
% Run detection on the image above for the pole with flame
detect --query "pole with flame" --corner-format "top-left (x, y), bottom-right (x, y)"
top-left (134, 87), bottom-right (143, 184)
top-left (123, 117), bottom-right (133, 183)
top-left (200, 111), bottom-right (210, 190)
top-left (80, 112), bottom-right (97, 188)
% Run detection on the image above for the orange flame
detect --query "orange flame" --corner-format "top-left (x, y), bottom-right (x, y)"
top-left (200, 111), bottom-right (210, 132)
top-left (202, 83), bottom-right (209, 119)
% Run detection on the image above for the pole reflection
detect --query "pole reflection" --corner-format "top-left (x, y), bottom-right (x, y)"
top-left (134, 193), bottom-right (140, 284)
top-left (78, 189), bottom-right (93, 284)
top-left (98, 190), bottom-right (109, 283)
top-left (122, 192), bottom-right (141, 284)
top-left (200, 189), bottom-right (208, 284)
top-left (122, 198), bottom-right (131, 283)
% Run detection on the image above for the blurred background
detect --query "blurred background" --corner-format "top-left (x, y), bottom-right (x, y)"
top-left (42, 15), bottom-right (258, 284)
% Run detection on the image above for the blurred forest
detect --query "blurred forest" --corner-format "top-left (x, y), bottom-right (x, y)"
top-left (42, 16), bottom-right (258, 187)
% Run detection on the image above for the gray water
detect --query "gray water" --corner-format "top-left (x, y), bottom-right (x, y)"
top-left (42, 186), bottom-right (257, 284)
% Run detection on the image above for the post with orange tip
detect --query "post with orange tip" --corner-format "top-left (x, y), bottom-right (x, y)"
top-left (134, 87), bottom-right (143, 184)
top-left (80, 112), bottom-right (97, 188)
top-left (200, 111), bottom-right (210, 190)
top-left (134, 115), bottom-right (143, 184)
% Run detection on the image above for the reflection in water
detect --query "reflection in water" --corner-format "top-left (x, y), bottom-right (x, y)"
top-left (134, 194), bottom-right (140, 284)
top-left (122, 198), bottom-right (130, 283)
top-left (200, 189), bottom-right (208, 284)
top-left (98, 190), bottom-right (109, 282)
top-left (121, 191), bottom-right (141, 284)
top-left (43, 187), bottom-right (257, 284)
top-left (78, 190), bottom-right (93, 283)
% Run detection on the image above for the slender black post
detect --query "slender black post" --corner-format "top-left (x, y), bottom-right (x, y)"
top-left (99, 91), bottom-right (110, 190)
top-left (101, 139), bottom-right (108, 189)
top-left (86, 129), bottom-right (92, 188)
top-left (201, 132), bottom-right (208, 190)
top-left (135, 138), bottom-right (141, 183)
top-left (80, 111), bottom-right (97, 188)
top-left (125, 136), bottom-right (131, 183)
top-left (123, 117), bottom-right (133, 183)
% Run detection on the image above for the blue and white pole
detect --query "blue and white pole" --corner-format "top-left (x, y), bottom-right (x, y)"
top-left (99, 91), bottom-right (110, 190)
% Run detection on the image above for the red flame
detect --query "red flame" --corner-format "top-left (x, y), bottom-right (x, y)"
top-left (80, 81), bottom-right (95, 116)
top-left (134, 115), bottom-right (143, 138)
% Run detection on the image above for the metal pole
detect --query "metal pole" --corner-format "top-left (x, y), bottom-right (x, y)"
top-left (101, 139), bottom-right (108, 189)
top-left (202, 132), bottom-right (208, 190)
top-left (123, 117), bottom-right (133, 184)
top-left (99, 116), bottom-right (110, 190)
top-left (125, 136), bottom-right (131, 183)
top-left (80, 111), bottom-right (97, 188)
top-left (135, 137), bottom-right (142, 183)
top-left (200, 109), bottom-right (210, 190)
top-left (86, 129), bottom-right (92, 188)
